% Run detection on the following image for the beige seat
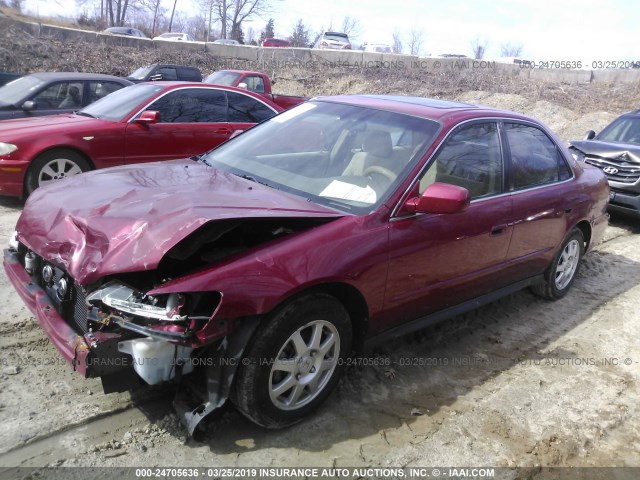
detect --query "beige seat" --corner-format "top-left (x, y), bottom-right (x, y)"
top-left (342, 130), bottom-right (394, 178)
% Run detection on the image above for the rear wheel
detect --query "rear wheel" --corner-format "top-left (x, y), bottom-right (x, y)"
top-left (532, 228), bottom-right (584, 300)
top-left (232, 293), bottom-right (352, 428)
top-left (25, 149), bottom-right (91, 195)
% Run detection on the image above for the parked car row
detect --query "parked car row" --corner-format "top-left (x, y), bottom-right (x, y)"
top-left (0, 82), bottom-right (282, 197)
top-left (0, 72), bottom-right (132, 120)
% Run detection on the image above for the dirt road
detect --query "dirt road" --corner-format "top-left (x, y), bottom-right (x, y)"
top-left (0, 192), bottom-right (639, 474)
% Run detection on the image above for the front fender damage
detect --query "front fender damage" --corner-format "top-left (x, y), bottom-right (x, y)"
top-left (173, 316), bottom-right (260, 435)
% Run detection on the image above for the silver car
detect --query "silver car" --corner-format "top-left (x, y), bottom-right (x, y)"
top-left (315, 31), bottom-right (352, 50)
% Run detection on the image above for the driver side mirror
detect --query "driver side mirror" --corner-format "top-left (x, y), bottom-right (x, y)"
top-left (135, 110), bottom-right (160, 124)
top-left (21, 100), bottom-right (35, 111)
top-left (404, 182), bottom-right (470, 215)
top-left (237, 82), bottom-right (248, 90)
top-left (584, 130), bottom-right (596, 140)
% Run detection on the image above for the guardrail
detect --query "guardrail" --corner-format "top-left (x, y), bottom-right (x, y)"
top-left (6, 17), bottom-right (640, 84)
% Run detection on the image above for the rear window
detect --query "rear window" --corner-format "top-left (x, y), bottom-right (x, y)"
top-left (324, 32), bottom-right (349, 42)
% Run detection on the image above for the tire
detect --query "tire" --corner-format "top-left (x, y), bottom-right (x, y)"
top-left (232, 293), bottom-right (352, 428)
top-left (25, 149), bottom-right (91, 195)
top-left (531, 228), bottom-right (584, 300)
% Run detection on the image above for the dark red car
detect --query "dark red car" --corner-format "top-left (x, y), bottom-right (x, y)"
top-left (261, 38), bottom-right (291, 47)
top-left (0, 82), bottom-right (281, 197)
top-left (4, 96), bottom-right (609, 434)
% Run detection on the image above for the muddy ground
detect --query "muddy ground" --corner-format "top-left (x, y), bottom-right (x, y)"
top-left (2, 181), bottom-right (640, 474)
top-left (1, 194), bottom-right (639, 477)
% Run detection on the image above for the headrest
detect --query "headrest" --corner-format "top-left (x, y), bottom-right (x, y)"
top-left (362, 130), bottom-right (392, 157)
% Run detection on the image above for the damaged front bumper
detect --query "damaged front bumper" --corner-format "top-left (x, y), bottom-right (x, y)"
top-left (3, 248), bottom-right (131, 379)
top-left (4, 247), bottom-right (260, 435)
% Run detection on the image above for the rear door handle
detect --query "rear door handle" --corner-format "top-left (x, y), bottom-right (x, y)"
top-left (213, 127), bottom-right (233, 135)
top-left (491, 224), bottom-right (507, 236)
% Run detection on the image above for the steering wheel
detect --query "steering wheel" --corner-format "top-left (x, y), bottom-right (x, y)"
top-left (363, 165), bottom-right (397, 183)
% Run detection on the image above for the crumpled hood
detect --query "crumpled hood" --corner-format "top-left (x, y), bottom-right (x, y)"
top-left (17, 159), bottom-right (341, 285)
top-left (571, 140), bottom-right (640, 163)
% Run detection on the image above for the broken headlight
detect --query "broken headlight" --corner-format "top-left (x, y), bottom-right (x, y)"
top-left (86, 281), bottom-right (186, 322)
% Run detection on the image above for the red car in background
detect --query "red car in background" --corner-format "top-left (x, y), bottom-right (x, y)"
top-left (261, 38), bottom-right (291, 47)
top-left (0, 83), bottom-right (282, 197)
top-left (4, 95), bottom-right (609, 435)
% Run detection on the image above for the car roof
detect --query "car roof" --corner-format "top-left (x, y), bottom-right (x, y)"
top-left (139, 82), bottom-right (283, 110)
top-left (27, 72), bottom-right (130, 82)
top-left (314, 94), bottom-right (533, 123)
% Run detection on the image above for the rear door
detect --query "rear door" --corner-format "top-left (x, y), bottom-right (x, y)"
top-left (502, 122), bottom-right (576, 279)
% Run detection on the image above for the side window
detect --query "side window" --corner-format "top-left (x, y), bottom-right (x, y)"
top-left (177, 67), bottom-right (200, 81)
top-left (32, 82), bottom-right (83, 109)
top-left (88, 81), bottom-right (126, 103)
top-left (149, 89), bottom-right (226, 123)
top-left (505, 123), bottom-right (572, 189)
top-left (226, 91), bottom-right (275, 123)
top-left (419, 122), bottom-right (503, 199)
top-left (155, 67), bottom-right (178, 81)
top-left (243, 75), bottom-right (265, 93)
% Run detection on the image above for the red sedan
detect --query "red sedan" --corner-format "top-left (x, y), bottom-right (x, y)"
top-left (4, 95), bottom-right (609, 434)
top-left (0, 82), bottom-right (282, 197)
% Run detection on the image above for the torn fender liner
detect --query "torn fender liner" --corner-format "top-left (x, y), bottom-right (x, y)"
top-left (16, 160), bottom-right (341, 285)
top-left (173, 317), bottom-right (260, 435)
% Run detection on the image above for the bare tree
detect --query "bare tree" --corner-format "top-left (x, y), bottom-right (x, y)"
top-left (227, 0), bottom-right (277, 41)
top-left (500, 42), bottom-right (523, 57)
top-left (259, 18), bottom-right (275, 43)
top-left (168, 0), bottom-right (178, 31)
top-left (392, 30), bottom-right (403, 54)
top-left (470, 35), bottom-right (488, 59)
top-left (10, 0), bottom-right (23, 12)
top-left (139, 0), bottom-right (165, 36)
top-left (106, 0), bottom-right (134, 26)
top-left (289, 18), bottom-right (310, 47)
top-left (407, 28), bottom-right (423, 56)
top-left (341, 16), bottom-right (360, 37)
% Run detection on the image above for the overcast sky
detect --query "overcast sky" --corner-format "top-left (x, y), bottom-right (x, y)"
top-left (22, 0), bottom-right (640, 61)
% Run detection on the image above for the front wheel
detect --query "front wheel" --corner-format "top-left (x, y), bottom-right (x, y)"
top-left (232, 293), bottom-right (352, 428)
top-left (25, 149), bottom-right (91, 195)
top-left (532, 228), bottom-right (584, 300)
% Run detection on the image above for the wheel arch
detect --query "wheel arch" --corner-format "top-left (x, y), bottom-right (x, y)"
top-left (23, 146), bottom-right (96, 196)
top-left (259, 282), bottom-right (370, 353)
top-left (574, 220), bottom-right (592, 250)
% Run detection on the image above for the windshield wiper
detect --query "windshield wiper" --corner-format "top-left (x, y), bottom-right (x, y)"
top-left (75, 111), bottom-right (95, 118)
top-left (192, 154), bottom-right (212, 166)
top-left (236, 173), bottom-right (275, 189)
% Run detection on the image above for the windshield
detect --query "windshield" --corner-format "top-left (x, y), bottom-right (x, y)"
top-left (201, 100), bottom-right (440, 214)
top-left (80, 84), bottom-right (163, 121)
top-left (597, 116), bottom-right (640, 145)
top-left (0, 76), bottom-right (45, 104)
top-left (204, 71), bottom-right (242, 86)
top-left (128, 66), bottom-right (155, 80)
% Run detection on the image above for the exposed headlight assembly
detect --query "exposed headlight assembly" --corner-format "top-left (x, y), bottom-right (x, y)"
top-left (86, 281), bottom-right (186, 321)
top-left (0, 143), bottom-right (18, 156)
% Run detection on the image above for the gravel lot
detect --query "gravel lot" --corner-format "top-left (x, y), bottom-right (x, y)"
top-left (1, 193), bottom-right (639, 475)
top-left (0, 91), bottom-right (638, 477)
